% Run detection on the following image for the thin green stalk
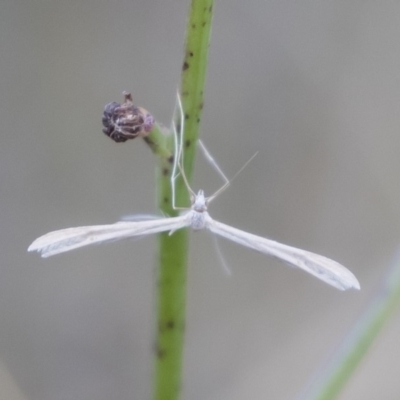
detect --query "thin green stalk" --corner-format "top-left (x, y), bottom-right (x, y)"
top-left (308, 260), bottom-right (400, 400)
top-left (152, 1), bottom-right (214, 400)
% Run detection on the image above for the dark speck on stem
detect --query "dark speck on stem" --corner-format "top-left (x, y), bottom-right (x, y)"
top-left (156, 344), bottom-right (166, 359)
top-left (166, 320), bottom-right (175, 330)
top-left (143, 136), bottom-right (154, 145)
top-left (162, 168), bottom-right (169, 176)
top-left (168, 155), bottom-right (174, 164)
top-left (185, 139), bottom-right (191, 148)
top-left (159, 320), bottom-right (175, 332)
top-left (183, 61), bottom-right (189, 71)
top-left (184, 114), bottom-right (189, 120)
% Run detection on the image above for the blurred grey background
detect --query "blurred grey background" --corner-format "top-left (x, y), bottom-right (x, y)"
top-left (1, 1), bottom-right (400, 399)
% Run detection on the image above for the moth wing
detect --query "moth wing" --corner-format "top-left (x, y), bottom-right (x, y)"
top-left (207, 218), bottom-right (360, 291)
top-left (28, 214), bottom-right (190, 258)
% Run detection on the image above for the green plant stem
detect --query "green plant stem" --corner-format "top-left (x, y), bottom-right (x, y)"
top-left (310, 262), bottom-right (400, 400)
top-left (152, 1), bottom-right (214, 400)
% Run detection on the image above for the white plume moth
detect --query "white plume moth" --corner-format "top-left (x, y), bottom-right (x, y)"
top-left (28, 95), bottom-right (360, 291)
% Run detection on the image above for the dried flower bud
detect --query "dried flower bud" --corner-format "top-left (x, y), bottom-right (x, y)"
top-left (102, 92), bottom-right (155, 143)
